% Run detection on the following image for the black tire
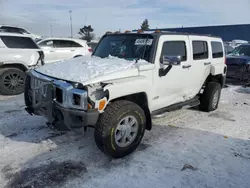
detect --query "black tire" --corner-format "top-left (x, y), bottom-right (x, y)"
top-left (94, 100), bottom-right (146, 158)
top-left (199, 82), bottom-right (222, 112)
top-left (0, 68), bottom-right (26, 95)
top-left (73, 55), bottom-right (82, 58)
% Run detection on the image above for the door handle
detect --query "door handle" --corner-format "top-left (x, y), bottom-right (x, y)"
top-left (204, 62), bottom-right (211, 65)
top-left (49, 50), bottom-right (54, 52)
top-left (182, 65), bottom-right (191, 69)
top-left (71, 50), bottom-right (75, 52)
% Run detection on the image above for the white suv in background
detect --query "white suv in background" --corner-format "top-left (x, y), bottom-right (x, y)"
top-left (0, 25), bottom-right (41, 40)
top-left (37, 38), bottom-right (92, 63)
top-left (0, 32), bottom-right (44, 95)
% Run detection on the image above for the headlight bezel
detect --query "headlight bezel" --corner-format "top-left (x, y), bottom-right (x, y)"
top-left (53, 80), bottom-right (88, 110)
top-left (66, 88), bottom-right (88, 110)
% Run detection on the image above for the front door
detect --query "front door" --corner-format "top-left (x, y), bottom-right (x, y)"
top-left (186, 37), bottom-right (212, 96)
top-left (151, 35), bottom-right (193, 111)
top-left (38, 40), bottom-right (57, 63)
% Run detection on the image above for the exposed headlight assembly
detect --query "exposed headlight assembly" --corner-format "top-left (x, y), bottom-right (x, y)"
top-left (66, 88), bottom-right (88, 110)
top-left (53, 80), bottom-right (88, 110)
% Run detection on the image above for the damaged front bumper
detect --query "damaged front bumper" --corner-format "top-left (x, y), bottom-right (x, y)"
top-left (24, 70), bottom-right (99, 130)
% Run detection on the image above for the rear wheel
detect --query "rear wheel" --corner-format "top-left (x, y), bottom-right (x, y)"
top-left (0, 68), bottom-right (25, 95)
top-left (94, 100), bottom-right (146, 158)
top-left (199, 82), bottom-right (222, 112)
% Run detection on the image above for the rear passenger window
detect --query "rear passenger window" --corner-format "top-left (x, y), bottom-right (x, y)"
top-left (1, 36), bottom-right (39, 49)
top-left (54, 40), bottom-right (82, 48)
top-left (161, 41), bottom-right (187, 61)
top-left (192, 41), bottom-right (208, 60)
top-left (38, 40), bottom-right (54, 48)
top-left (211, 41), bottom-right (224, 58)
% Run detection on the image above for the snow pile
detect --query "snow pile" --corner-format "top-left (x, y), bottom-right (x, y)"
top-left (36, 56), bottom-right (149, 83)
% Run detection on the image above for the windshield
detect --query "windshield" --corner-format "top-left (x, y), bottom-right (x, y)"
top-left (93, 34), bottom-right (154, 62)
top-left (229, 45), bottom-right (250, 56)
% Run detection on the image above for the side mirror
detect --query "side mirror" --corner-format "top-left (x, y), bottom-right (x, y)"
top-left (162, 55), bottom-right (182, 65)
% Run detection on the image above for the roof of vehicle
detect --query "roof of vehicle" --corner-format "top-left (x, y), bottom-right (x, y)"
top-left (38, 37), bottom-right (87, 45)
top-left (0, 32), bottom-right (32, 38)
top-left (106, 30), bottom-right (222, 39)
top-left (238, 43), bottom-right (250, 46)
top-left (0, 24), bottom-right (27, 29)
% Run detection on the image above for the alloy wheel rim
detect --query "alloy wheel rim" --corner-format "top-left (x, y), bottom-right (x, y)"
top-left (115, 115), bottom-right (139, 148)
top-left (3, 73), bottom-right (24, 92)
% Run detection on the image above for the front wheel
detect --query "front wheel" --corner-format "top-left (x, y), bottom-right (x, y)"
top-left (94, 100), bottom-right (146, 158)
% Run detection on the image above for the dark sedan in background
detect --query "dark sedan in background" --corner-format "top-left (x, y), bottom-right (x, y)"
top-left (226, 44), bottom-right (250, 82)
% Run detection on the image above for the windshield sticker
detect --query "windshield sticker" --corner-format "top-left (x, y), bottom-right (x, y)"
top-left (135, 39), bottom-right (153, 45)
top-left (46, 41), bottom-right (53, 45)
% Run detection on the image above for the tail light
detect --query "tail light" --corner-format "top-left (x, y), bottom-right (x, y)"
top-left (88, 48), bottom-right (92, 53)
top-left (37, 51), bottom-right (45, 65)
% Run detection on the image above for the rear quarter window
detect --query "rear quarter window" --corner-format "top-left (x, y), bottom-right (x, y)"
top-left (211, 41), bottom-right (224, 58)
top-left (0, 36), bottom-right (39, 49)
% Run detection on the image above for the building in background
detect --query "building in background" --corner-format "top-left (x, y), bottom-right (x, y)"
top-left (140, 24), bottom-right (250, 42)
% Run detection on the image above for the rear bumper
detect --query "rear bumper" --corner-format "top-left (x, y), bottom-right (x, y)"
top-left (24, 70), bottom-right (99, 129)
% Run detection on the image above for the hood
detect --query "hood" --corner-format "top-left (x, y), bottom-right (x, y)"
top-left (226, 55), bottom-right (250, 65)
top-left (35, 55), bottom-right (150, 85)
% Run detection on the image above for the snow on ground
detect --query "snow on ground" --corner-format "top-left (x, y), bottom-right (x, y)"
top-left (0, 85), bottom-right (250, 188)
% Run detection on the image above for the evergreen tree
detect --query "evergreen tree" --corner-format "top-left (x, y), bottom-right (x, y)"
top-left (78, 25), bottom-right (95, 42)
top-left (141, 19), bottom-right (149, 31)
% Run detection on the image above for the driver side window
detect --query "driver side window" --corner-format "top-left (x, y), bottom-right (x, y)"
top-left (161, 41), bottom-right (187, 61)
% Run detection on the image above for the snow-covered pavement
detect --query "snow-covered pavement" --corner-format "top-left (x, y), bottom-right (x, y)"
top-left (0, 85), bottom-right (250, 188)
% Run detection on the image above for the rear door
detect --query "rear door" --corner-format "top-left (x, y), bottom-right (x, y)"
top-left (186, 36), bottom-right (211, 96)
top-left (53, 40), bottom-right (82, 60)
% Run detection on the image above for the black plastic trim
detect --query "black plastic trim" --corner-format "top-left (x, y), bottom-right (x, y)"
top-left (159, 65), bottom-right (172, 77)
top-left (152, 96), bottom-right (200, 116)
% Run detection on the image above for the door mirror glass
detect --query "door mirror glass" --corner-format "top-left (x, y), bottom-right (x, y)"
top-left (162, 55), bottom-right (182, 65)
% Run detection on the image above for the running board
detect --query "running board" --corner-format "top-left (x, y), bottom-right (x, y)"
top-left (152, 97), bottom-right (200, 119)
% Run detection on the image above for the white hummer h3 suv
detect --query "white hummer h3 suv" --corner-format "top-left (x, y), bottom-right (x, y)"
top-left (24, 30), bottom-right (227, 158)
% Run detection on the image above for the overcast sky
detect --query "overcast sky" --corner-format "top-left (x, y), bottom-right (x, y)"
top-left (0, 0), bottom-right (250, 38)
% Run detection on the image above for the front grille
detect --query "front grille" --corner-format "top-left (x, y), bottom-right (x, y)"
top-left (56, 87), bottom-right (63, 103)
top-left (26, 70), bottom-right (88, 110)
